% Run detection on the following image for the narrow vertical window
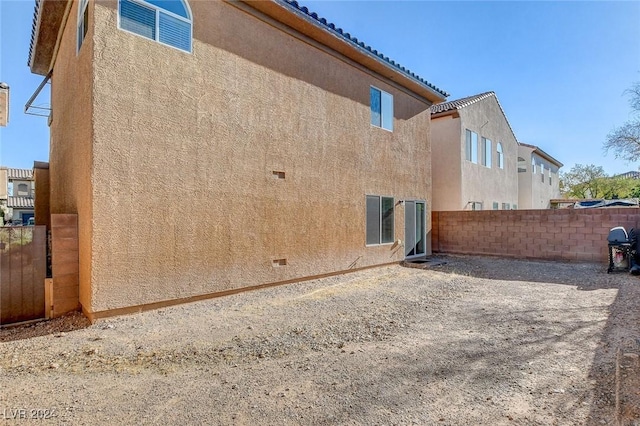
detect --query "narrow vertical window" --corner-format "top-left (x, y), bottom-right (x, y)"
top-left (77, 0), bottom-right (89, 52)
top-left (531, 157), bottom-right (536, 174)
top-left (496, 142), bottom-right (504, 169)
top-left (370, 87), bottom-right (393, 131)
top-left (540, 163), bottom-right (545, 182)
top-left (465, 130), bottom-right (472, 161)
top-left (471, 132), bottom-right (478, 164)
top-left (482, 137), bottom-right (492, 168)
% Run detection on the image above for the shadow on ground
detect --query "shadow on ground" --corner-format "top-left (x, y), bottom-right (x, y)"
top-left (0, 311), bottom-right (90, 342)
top-left (433, 254), bottom-right (640, 425)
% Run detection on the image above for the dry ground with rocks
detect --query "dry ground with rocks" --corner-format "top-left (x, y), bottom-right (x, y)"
top-left (1, 255), bottom-right (639, 425)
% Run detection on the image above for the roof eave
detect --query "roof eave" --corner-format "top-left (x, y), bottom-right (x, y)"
top-left (29, 0), bottom-right (69, 75)
top-left (519, 143), bottom-right (563, 167)
top-left (240, 0), bottom-right (447, 104)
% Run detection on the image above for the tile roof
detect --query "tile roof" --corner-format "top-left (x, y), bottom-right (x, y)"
top-left (7, 196), bottom-right (34, 209)
top-left (27, 0), bottom-right (41, 68)
top-left (3, 168), bottom-right (34, 180)
top-left (431, 91), bottom-right (519, 145)
top-left (280, 0), bottom-right (448, 98)
top-left (430, 91), bottom-right (495, 115)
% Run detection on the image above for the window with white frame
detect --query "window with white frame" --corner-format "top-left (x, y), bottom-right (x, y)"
top-left (496, 142), bottom-right (504, 169)
top-left (370, 87), bottom-right (393, 131)
top-left (531, 157), bottom-right (536, 174)
top-left (118, 0), bottom-right (192, 53)
top-left (366, 195), bottom-right (394, 245)
top-left (471, 201), bottom-right (483, 211)
top-left (502, 202), bottom-right (510, 210)
top-left (465, 129), bottom-right (478, 163)
top-left (77, 0), bottom-right (89, 52)
top-left (540, 163), bottom-right (545, 182)
top-left (481, 137), bottom-right (492, 167)
top-left (492, 202), bottom-right (499, 210)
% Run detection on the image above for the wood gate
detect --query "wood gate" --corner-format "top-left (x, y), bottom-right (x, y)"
top-left (0, 226), bottom-right (47, 325)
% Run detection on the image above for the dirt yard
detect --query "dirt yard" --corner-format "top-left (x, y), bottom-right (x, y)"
top-left (1, 255), bottom-right (639, 425)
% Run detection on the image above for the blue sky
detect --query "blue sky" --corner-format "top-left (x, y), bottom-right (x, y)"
top-left (1, 0), bottom-right (639, 175)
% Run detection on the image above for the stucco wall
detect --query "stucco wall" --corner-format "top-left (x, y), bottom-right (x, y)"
top-left (49, 0), bottom-right (94, 309)
top-left (431, 96), bottom-right (518, 211)
top-left (83, 1), bottom-right (433, 314)
top-left (517, 146), bottom-right (561, 209)
top-left (430, 115), bottom-right (462, 211)
top-left (458, 98), bottom-right (518, 210)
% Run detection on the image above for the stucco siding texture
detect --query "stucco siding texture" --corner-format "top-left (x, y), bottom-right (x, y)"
top-left (50, 0), bottom-right (94, 310)
top-left (88, 2), bottom-right (432, 312)
top-left (458, 99), bottom-right (518, 210)
top-left (430, 116), bottom-right (462, 211)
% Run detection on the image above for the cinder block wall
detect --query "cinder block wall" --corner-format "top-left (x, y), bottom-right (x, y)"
top-left (51, 214), bottom-right (79, 316)
top-left (432, 208), bottom-right (640, 263)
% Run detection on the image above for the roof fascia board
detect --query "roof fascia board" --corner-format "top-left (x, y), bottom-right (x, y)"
top-left (29, 0), bottom-right (71, 75)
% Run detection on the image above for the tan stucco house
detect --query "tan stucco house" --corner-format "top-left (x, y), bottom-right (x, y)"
top-left (430, 92), bottom-right (519, 211)
top-left (0, 167), bottom-right (36, 225)
top-left (517, 143), bottom-right (563, 209)
top-left (28, 0), bottom-right (447, 319)
top-left (0, 82), bottom-right (8, 127)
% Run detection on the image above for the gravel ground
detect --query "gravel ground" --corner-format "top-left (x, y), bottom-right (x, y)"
top-left (1, 254), bottom-right (639, 425)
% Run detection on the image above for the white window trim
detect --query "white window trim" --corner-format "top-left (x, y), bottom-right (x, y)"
top-left (370, 86), bottom-right (393, 132)
top-left (365, 194), bottom-right (395, 246)
top-left (117, 0), bottom-right (193, 54)
top-left (496, 142), bottom-right (504, 169)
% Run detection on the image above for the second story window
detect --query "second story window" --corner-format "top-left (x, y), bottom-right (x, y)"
top-left (119, 0), bottom-right (192, 53)
top-left (370, 87), bottom-right (393, 131)
top-left (531, 157), bottom-right (536, 174)
top-left (465, 130), bottom-right (478, 164)
top-left (17, 183), bottom-right (29, 196)
top-left (496, 142), bottom-right (504, 169)
top-left (77, 0), bottom-right (89, 52)
top-left (481, 137), bottom-right (492, 168)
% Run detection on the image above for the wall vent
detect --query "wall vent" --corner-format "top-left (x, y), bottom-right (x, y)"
top-left (272, 258), bottom-right (287, 267)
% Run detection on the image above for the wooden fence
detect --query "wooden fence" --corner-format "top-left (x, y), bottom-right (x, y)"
top-left (0, 226), bottom-right (47, 325)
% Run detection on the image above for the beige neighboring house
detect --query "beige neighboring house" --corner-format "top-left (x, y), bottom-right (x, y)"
top-left (28, 0), bottom-right (447, 318)
top-left (517, 143), bottom-right (563, 209)
top-left (430, 92), bottom-right (519, 211)
top-left (0, 82), bottom-right (8, 127)
top-left (0, 167), bottom-right (35, 225)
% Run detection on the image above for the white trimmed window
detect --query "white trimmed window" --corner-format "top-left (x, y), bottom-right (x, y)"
top-left (118, 0), bottom-right (192, 53)
top-left (370, 87), bottom-right (393, 131)
top-left (465, 129), bottom-right (478, 163)
top-left (77, 0), bottom-right (89, 52)
top-left (496, 142), bottom-right (504, 169)
top-left (366, 195), bottom-right (394, 245)
top-left (481, 137), bottom-right (492, 167)
top-left (531, 157), bottom-right (536, 174)
top-left (540, 163), bottom-right (545, 182)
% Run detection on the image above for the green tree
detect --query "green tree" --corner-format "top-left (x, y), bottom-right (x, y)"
top-left (560, 164), bottom-right (608, 198)
top-left (603, 81), bottom-right (640, 162)
top-left (560, 164), bottom-right (640, 199)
